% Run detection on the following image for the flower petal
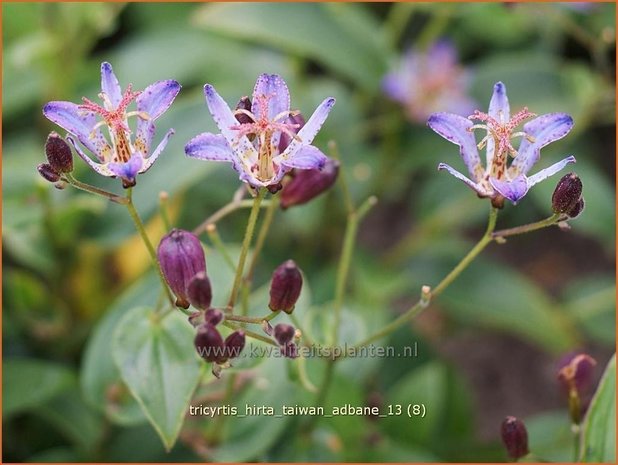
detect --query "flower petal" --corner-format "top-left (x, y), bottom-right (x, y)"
top-left (511, 113), bottom-right (574, 176)
top-left (280, 97), bottom-right (335, 159)
top-left (428, 112), bottom-right (482, 180)
top-left (527, 155), bottom-right (576, 188)
top-left (277, 145), bottom-right (327, 170)
top-left (142, 128), bottom-right (175, 173)
top-left (488, 81), bottom-right (510, 123)
top-left (43, 101), bottom-right (112, 162)
top-left (438, 162), bottom-right (488, 197)
top-left (203, 84), bottom-right (258, 165)
top-left (185, 132), bottom-right (235, 163)
top-left (100, 62), bottom-right (122, 108)
top-left (490, 174), bottom-right (529, 204)
top-left (252, 74), bottom-right (290, 121)
top-left (108, 153), bottom-right (144, 186)
top-left (66, 135), bottom-right (114, 177)
top-left (135, 80), bottom-right (181, 155)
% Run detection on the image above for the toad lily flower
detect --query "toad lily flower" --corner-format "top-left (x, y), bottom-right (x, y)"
top-left (43, 62), bottom-right (181, 188)
top-left (185, 74), bottom-right (335, 189)
top-left (428, 82), bottom-right (575, 204)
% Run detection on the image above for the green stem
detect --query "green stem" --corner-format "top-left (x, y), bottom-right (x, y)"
top-left (227, 189), bottom-right (266, 309)
top-left (492, 213), bottom-right (563, 239)
top-left (225, 311), bottom-right (279, 325)
top-left (245, 194), bottom-right (280, 284)
top-left (124, 188), bottom-right (177, 310)
top-left (350, 206), bottom-right (498, 352)
top-left (193, 199), bottom-right (272, 236)
top-left (64, 173), bottom-right (128, 204)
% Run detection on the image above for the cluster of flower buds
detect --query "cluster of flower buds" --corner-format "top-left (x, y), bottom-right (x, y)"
top-left (263, 321), bottom-right (299, 359)
top-left (500, 416), bottom-right (529, 460)
top-left (558, 352), bottom-right (597, 424)
top-left (194, 308), bottom-right (245, 377)
top-left (552, 172), bottom-right (584, 218)
top-left (157, 229), bottom-right (208, 309)
top-left (268, 260), bottom-right (303, 314)
top-left (280, 158), bottom-right (340, 209)
top-left (37, 132), bottom-right (74, 188)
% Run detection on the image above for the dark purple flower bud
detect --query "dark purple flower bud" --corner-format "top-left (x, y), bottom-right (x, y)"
top-left (558, 353), bottom-right (597, 396)
top-left (37, 163), bottom-right (60, 183)
top-left (566, 197), bottom-right (585, 219)
top-left (223, 330), bottom-right (246, 360)
top-left (45, 131), bottom-right (73, 173)
top-left (552, 172), bottom-right (583, 214)
top-left (269, 260), bottom-right (303, 314)
top-left (188, 311), bottom-right (204, 328)
top-left (204, 308), bottom-right (224, 326)
top-left (277, 113), bottom-right (305, 153)
top-left (195, 324), bottom-right (226, 363)
top-left (281, 342), bottom-right (298, 359)
top-left (234, 96), bottom-right (253, 125)
top-left (280, 158), bottom-right (340, 209)
top-left (262, 320), bottom-right (274, 336)
top-left (501, 416), bottom-right (529, 459)
top-left (157, 229), bottom-right (206, 309)
top-left (186, 271), bottom-right (212, 310)
top-left (273, 323), bottom-right (296, 346)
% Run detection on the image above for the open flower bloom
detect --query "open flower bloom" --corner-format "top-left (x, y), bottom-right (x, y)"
top-left (43, 62), bottom-right (181, 188)
top-left (185, 74), bottom-right (335, 189)
top-left (428, 82), bottom-right (575, 204)
top-left (383, 41), bottom-right (476, 123)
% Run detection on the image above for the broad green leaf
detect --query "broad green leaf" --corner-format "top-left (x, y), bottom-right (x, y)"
top-left (439, 257), bottom-right (578, 353)
top-left (3, 358), bottom-right (74, 418)
top-left (193, 3), bottom-right (389, 90)
top-left (580, 354), bottom-right (616, 462)
top-left (112, 306), bottom-right (203, 451)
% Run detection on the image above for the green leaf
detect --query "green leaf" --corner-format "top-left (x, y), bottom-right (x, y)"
top-left (3, 358), bottom-right (74, 418)
top-left (580, 354), bottom-right (616, 463)
top-left (193, 3), bottom-right (389, 90)
top-left (112, 306), bottom-right (203, 451)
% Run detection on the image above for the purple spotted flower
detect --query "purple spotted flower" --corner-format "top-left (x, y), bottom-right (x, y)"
top-left (428, 82), bottom-right (575, 205)
top-left (383, 41), bottom-right (476, 123)
top-left (43, 62), bottom-right (181, 188)
top-left (185, 74), bottom-right (335, 189)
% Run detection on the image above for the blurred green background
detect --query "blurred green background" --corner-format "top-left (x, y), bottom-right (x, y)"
top-left (3, 2), bottom-right (616, 462)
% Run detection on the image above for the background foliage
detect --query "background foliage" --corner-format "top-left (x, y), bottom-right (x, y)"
top-left (3, 2), bottom-right (616, 462)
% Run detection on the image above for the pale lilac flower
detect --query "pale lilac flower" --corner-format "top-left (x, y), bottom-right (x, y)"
top-left (43, 62), bottom-right (181, 188)
top-left (185, 74), bottom-right (335, 189)
top-left (428, 82), bottom-right (575, 204)
top-left (383, 41), bottom-right (476, 123)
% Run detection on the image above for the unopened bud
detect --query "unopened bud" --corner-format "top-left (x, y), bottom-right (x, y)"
top-left (269, 260), bottom-right (303, 314)
top-left (235, 96), bottom-right (253, 125)
top-left (278, 113), bottom-right (305, 153)
top-left (188, 311), bottom-right (205, 328)
top-left (262, 320), bottom-right (274, 336)
top-left (558, 353), bottom-right (597, 395)
top-left (195, 324), bottom-right (226, 363)
top-left (223, 330), bottom-right (246, 360)
top-left (204, 308), bottom-right (224, 326)
top-left (273, 323), bottom-right (296, 345)
top-left (157, 229), bottom-right (206, 309)
top-left (566, 197), bottom-right (585, 219)
top-left (552, 172), bottom-right (583, 214)
top-left (187, 271), bottom-right (212, 310)
top-left (501, 416), bottom-right (529, 459)
top-left (45, 132), bottom-right (73, 173)
top-left (37, 163), bottom-right (60, 183)
top-left (280, 158), bottom-right (340, 209)
top-left (54, 181), bottom-right (67, 190)
top-left (281, 342), bottom-right (299, 359)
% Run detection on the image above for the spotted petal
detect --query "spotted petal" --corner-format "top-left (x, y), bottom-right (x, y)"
top-left (490, 174), bottom-right (529, 204)
top-left (428, 112), bottom-right (482, 181)
top-left (280, 97), bottom-right (335, 160)
top-left (66, 135), bottom-right (114, 177)
top-left (108, 152), bottom-right (144, 186)
top-left (142, 129), bottom-right (175, 173)
top-left (511, 113), bottom-right (574, 176)
top-left (100, 62), bottom-right (122, 108)
top-left (203, 84), bottom-right (258, 165)
top-left (277, 145), bottom-right (327, 170)
top-left (135, 80), bottom-right (181, 155)
top-left (43, 101), bottom-right (112, 162)
top-left (252, 74), bottom-right (290, 121)
top-left (488, 82), bottom-right (510, 123)
top-left (527, 155), bottom-right (576, 188)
